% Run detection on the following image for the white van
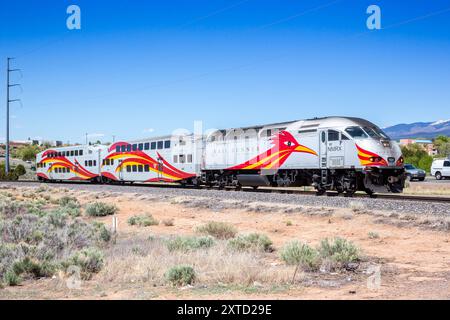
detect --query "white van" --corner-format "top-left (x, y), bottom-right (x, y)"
top-left (431, 159), bottom-right (450, 180)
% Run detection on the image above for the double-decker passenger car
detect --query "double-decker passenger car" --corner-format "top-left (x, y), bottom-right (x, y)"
top-left (36, 145), bottom-right (107, 182)
top-left (36, 116), bottom-right (405, 195)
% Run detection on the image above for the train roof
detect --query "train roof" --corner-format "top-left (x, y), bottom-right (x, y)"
top-left (214, 116), bottom-right (379, 133)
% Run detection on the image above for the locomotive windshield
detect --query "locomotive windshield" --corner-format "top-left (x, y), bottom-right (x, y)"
top-left (345, 126), bottom-right (368, 139)
top-left (363, 126), bottom-right (390, 140)
top-left (345, 126), bottom-right (390, 140)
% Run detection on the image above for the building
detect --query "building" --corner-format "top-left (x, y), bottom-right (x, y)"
top-left (399, 139), bottom-right (438, 156)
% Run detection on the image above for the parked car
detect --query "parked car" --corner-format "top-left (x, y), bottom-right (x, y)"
top-left (431, 159), bottom-right (450, 180)
top-left (404, 164), bottom-right (426, 181)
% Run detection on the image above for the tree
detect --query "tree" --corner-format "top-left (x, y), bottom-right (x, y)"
top-left (18, 145), bottom-right (41, 162)
top-left (433, 135), bottom-right (450, 156)
top-left (401, 144), bottom-right (433, 172)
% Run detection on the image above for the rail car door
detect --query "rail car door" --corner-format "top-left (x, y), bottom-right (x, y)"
top-left (319, 130), bottom-right (328, 169)
top-left (326, 130), bottom-right (345, 168)
top-left (118, 160), bottom-right (124, 181)
top-left (157, 156), bottom-right (164, 180)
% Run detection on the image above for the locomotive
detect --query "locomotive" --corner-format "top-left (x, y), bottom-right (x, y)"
top-left (36, 116), bottom-right (406, 195)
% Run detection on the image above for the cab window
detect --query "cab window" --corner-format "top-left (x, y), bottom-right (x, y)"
top-left (328, 130), bottom-right (340, 141)
top-left (444, 161), bottom-right (450, 167)
top-left (345, 127), bottom-right (368, 139)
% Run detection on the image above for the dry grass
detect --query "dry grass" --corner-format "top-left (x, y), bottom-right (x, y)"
top-left (99, 237), bottom-right (292, 287)
top-left (403, 182), bottom-right (450, 195)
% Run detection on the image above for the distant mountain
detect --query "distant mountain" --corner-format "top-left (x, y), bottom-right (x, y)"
top-left (383, 120), bottom-right (450, 140)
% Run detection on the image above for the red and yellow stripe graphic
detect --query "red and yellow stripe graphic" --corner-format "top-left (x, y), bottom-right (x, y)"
top-left (356, 144), bottom-right (388, 167)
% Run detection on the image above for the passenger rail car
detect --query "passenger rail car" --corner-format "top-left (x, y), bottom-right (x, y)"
top-left (36, 117), bottom-right (405, 195)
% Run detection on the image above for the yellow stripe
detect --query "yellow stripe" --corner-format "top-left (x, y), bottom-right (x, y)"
top-left (264, 152), bottom-right (289, 169)
top-left (243, 150), bottom-right (283, 169)
top-left (116, 161), bottom-right (179, 180)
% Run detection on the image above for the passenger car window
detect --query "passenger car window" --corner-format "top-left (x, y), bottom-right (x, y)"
top-left (138, 165), bottom-right (143, 172)
top-left (132, 165), bottom-right (137, 172)
top-left (138, 143), bottom-right (143, 151)
top-left (121, 145), bottom-right (126, 152)
top-left (157, 141), bottom-right (163, 149)
top-left (174, 155), bottom-right (178, 163)
top-left (144, 143), bottom-right (150, 150)
top-left (116, 146), bottom-right (121, 153)
top-left (164, 140), bottom-right (171, 149)
top-left (328, 130), bottom-right (340, 141)
top-left (126, 145), bottom-right (132, 152)
top-left (144, 165), bottom-right (149, 172)
top-left (132, 144), bottom-right (137, 151)
top-left (75, 150), bottom-right (79, 156)
top-left (187, 154), bottom-right (193, 163)
top-left (70, 151), bottom-right (74, 156)
top-left (126, 165), bottom-right (131, 172)
top-left (345, 127), bottom-right (368, 139)
top-left (151, 142), bottom-right (156, 150)
top-left (79, 150), bottom-right (83, 156)
top-left (179, 155), bottom-right (185, 164)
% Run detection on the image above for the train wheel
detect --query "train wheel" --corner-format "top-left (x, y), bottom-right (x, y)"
top-left (315, 188), bottom-right (326, 196)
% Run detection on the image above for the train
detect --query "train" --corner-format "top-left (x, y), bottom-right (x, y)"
top-left (36, 116), bottom-right (406, 195)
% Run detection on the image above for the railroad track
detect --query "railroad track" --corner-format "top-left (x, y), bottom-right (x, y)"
top-left (3, 179), bottom-right (450, 203)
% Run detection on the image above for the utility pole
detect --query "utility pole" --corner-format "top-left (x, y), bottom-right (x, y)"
top-left (5, 57), bottom-right (21, 174)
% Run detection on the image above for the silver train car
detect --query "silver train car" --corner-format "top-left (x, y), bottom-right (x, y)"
top-left (36, 116), bottom-right (405, 195)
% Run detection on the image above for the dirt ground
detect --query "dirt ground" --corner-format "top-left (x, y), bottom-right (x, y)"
top-left (1, 187), bottom-right (449, 300)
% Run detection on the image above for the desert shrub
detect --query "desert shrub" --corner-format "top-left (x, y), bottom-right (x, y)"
top-left (162, 218), bottom-right (174, 226)
top-left (280, 241), bottom-right (320, 272)
top-left (63, 248), bottom-right (104, 280)
top-left (127, 214), bottom-right (159, 227)
top-left (55, 205), bottom-right (81, 218)
top-left (14, 164), bottom-right (26, 177)
top-left (195, 221), bottom-right (237, 239)
top-left (3, 269), bottom-right (21, 286)
top-left (59, 196), bottom-right (80, 208)
top-left (228, 233), bottom-right (273, 252)
top-left (0, 201), bottom-right (111, 287)
top-left (165, 265), bottom-right (195, 286)
top-left (166, 236), bottom-right (214, 252)
top-left (85, 202), bottom-right (117, 217)
top-left (0, 201), bottom-right (27, 218)
top-left (92, 222), bottom-right (112, 243)
top-left (318, 238), bottom-right (360, 268)
top-left (368, 232), bottom-right (380, 239)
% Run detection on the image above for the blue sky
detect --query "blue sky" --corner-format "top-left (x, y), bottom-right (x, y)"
top-left (0, 0), bottom-right (449, 144)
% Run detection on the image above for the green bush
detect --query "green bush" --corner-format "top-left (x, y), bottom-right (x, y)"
top-left (280, 241), bottom-right (320, 271)
top-left (59, 196), bottom-right (80, 207)
top-left (0, 200), bottom-right (111, 287)
top-left (318, 238), bottom-right (360, 268)
top-left (127, 214), bottom-right (159, 227)
top-left (165, 265), bottom-right (195, 286)
top-left (195, 221), bottom-right (237, 239)
top-left (166, 236), bottom-right (214, 252)
top-left (14, 164), bottom-right (26, 177)
top-left (228, 233), bottom-right (273, 252)
top-left (3, 269), bottom-right (21, 286)
top-left (63, 248), bottom-right (104, 280)
top-left (85, 202), bottom-right (118, 217)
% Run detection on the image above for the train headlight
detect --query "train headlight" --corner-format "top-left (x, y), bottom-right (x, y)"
top-left (370, 157), bottom-right (382, 163)
top-left (396, 156), bottom-right (404, 166)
